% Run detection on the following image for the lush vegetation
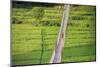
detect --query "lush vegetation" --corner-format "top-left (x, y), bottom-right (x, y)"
top-left (12, 1), bottom-right (96, 65)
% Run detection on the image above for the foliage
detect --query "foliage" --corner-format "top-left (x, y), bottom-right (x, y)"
top-left (12, 2), bottom-right (96, 65)
top-left (12, 17), bottom-right (22, 24)
top-left (32, 7), bottom-right (44, 25)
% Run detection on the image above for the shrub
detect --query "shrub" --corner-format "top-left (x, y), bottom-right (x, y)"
top-left (12, 17), bottom-right (22, 24)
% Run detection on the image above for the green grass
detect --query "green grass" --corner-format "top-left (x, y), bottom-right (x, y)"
top-left (12, 3), bottom-right (96, 65)
top-left (12, 24), bottom-right (60, 65)
top-left (12, 23), bottom-right (96, 65)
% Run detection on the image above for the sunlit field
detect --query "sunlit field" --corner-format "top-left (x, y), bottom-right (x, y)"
top-left (12, 1), bottom-right (96, 65)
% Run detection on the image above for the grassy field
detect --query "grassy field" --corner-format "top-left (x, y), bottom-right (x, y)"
top-left (12, 2), bottom-right (96, 66)
top-left (12, 23), bottom-right (96, 65)
top-left (12, 24), bottom-right (59, 65)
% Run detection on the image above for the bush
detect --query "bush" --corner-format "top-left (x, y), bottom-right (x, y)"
top-left (40, 20), bottom-right (60, 26)
top-left (12, 17), bottom-right (22, 24)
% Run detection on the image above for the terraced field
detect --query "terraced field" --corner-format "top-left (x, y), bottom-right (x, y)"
top-left (12, 2), bottom-right (96, 66)
top-left (12, 25), bottom-right (60, 65)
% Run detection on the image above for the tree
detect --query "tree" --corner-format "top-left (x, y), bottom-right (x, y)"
top-left (32, 7), bottom-right (44, 26)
